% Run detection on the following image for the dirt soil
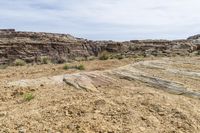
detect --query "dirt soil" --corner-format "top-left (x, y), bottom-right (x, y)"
top-left (0, 57), bottom-right (200, 133)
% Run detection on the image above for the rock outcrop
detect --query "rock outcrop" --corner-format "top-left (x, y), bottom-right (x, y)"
top-left (187, 34), bottom-right (200, 50)
top-left (8, 58), bottom-right (200, 99)
top-left (0, 29), bottom-right (199, 64)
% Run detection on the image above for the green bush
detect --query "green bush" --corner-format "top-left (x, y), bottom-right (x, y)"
top-left (99, 54), bottom-right (109, 60)
top-left (14, 59), bottom-right (26, 66)
top-left (63, 64), bottom-right (69, 70)
top-left (40, 56), bottom-right (50, 64)
top-left (23, 93), bottom-right (35, 101)
top-left (75, 64), bottom-right (85, 70)
top-left (63, 64), bottom-right (85, 70)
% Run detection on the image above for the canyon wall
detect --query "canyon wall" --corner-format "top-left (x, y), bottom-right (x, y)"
top-left (0, 29), bottom-right (199, 64)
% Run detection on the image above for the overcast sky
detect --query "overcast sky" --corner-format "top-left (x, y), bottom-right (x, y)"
top-left (0, 0), bottom-right (200, 40)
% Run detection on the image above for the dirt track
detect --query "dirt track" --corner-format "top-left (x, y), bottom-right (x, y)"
top-left (0, 57), bottom-right (200, 133)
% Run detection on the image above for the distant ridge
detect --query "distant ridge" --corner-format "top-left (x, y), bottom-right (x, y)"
top-left (0, 29), bottom-right (199, 65)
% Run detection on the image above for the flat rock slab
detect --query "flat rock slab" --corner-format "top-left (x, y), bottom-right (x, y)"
top-left (7, 58), bottom-right (200, 99)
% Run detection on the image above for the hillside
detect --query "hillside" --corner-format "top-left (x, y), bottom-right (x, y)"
top-left (0, 29), bottom-right (200, 133)
top-left (0, 29), bottom-right (199, 65)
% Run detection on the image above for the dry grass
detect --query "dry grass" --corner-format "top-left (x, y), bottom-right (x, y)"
top-left (13, 59), bottom-right (26, 66)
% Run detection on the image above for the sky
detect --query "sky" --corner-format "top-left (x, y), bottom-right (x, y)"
top-left (0, 0), bottom-right (200, 41)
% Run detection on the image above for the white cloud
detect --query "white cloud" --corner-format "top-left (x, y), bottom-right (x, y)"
top-left (0, 0), bottom-right (200, 40)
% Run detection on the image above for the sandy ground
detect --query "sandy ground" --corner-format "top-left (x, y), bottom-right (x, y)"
top-left (0, 57), bottom-right (200, 133)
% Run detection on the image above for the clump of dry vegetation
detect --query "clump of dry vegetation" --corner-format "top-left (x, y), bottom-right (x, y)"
top-left (23, 93), bottom-right (35, 101)
top-left (63, 64), bottom-right (69, 70)
top-left (197, 51), bottom-right (200, 55)
top-left (14, 59), bottom-right (26, 66)
top-left (40, 56), bottom-right (51, 64)
top-left (63, 64), bottom-right (85, 70)
top-left (99, 51), bottom-right (110, 60)
top-left (75, 64), bottom-right (85, 70)
top-left (0, 64), bottom-right (8, 69)
top-left (99, 53), bottom-right (109, 60)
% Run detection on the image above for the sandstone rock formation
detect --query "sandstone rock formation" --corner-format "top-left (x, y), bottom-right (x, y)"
top-left (8, 58), bottom-right (200, 99)
top-left (187, 34), bottom-right (200, 51)
top-left (0, 29), bottom-right (199, 65)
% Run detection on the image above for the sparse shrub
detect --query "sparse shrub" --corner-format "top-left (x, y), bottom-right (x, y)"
top-left (63, 64), bottom-right (85, 70)
top-left (0, 65), bottom-right (8, 69)
top-left (63, 64), bottom-right (69, 70)
top-left (197, 51), bottom-right (200, 55)
top-left (23, 93), bottom-right (34, 101)
top-left (40, 56), bottom-right (50, 64)
top-left (99, 53), bottom-right (109, 60)
top-left (75, 57), bottom-right (86, 61)
top-left (57, 58), bottom-right (66, 64)
top-left (87, 56), bottom-right (96, 61)
top-left (75, 64), bottom-right (85, 70)
top-left (52, 57), bottom-right (66, 64)
top-left (14, 59), bottom-right (26, 66)
top-left (134, 55), bottom-right (145, 62)
top-left (116, 55), bottom-right (124, 60)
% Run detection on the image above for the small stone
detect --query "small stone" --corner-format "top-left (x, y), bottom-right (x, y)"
top-left (141, 116), bottom-right (147, 120)
top-left (0, 111), bottom-right (7, 117)
top-left (139, 127), bottom-right (146, 131)
top-left (18, 128), bottom-right (26, 133)
top-left (64, 111), bottom-right (69, 116)
top-left (158, 112), bottom-right (165, 116)
top-left (40, 84), bottom-right (44, 87)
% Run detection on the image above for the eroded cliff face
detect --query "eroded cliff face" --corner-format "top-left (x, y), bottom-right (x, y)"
top-left (187, 34), bottom-right (200, 50)
top-left (0, 29), bottom-right (199, 64)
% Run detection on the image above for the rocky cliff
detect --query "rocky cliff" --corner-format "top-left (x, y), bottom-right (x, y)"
top-left (0, 29), bottom-right (199, 65)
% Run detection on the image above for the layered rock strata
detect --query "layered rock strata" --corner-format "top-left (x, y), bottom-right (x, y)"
top-left (0, 29), bottom-right (199, 64)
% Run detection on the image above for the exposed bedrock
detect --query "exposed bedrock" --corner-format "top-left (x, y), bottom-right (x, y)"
top-left (8, 58), bottom-right (200, 99)
top-left (0, 29), bottom-right (199, 64)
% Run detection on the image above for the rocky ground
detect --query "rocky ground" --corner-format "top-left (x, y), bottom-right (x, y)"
top-left (0, 56), bottom-right (200, 133)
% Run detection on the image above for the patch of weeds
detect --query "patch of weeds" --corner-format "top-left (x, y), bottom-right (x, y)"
top-left (23, 93), bottom-right (35, 102)
top-left (57, 58), bottom-right (66, 64)
top-left (63, 64), bottom-right (69, 70)
top-left (14, 59), bottom-right (26, 66)
top-left (87, 56), bottom-right (96, 61)
top-left (134, 55), bottom-right (145, 62)
top-left (40, 56), bottom-right (50, 64)
top-left (197, 51), bottom-right (200, 55)
top-left (75, 64), bottom-right (85, 70)
top-left (99, 53), bottom-right (109, 60)
top-left (0, 64), bottom-right (8, 69)
top-left (52, 57), bottom-right (66, 64)
top-left (75, 57), bottom-right (86, 61)
top-left (116, 55), bottom-right (124, 60)
top-left (63, 64), bottom-right (85, 70)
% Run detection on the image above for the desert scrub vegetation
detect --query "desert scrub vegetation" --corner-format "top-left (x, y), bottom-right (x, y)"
top-left (63, 64), bottom-right (69, 70)
top-left (99, 53), bottom-right (109, 60)
top-left (197, 51), bottom-right (200, 55)
top-left (87, 56), bottom-right (96, 61)
top-left (98, 51), bottom-right (125, 60)
top-left (112, 54), bottom-right (124, 60)
top-left (13, 59), bottom-right (26, 66)
top-left (63, 64), bottom-right (85, 70)
top-left (75, 64), bottom-right (85, 70)
top-left (0, 64), bottom-right (8, 69)
top-left (23, 93), bottom-right (35, 102)
top-left (40, 56), bottom-right (50, 64)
